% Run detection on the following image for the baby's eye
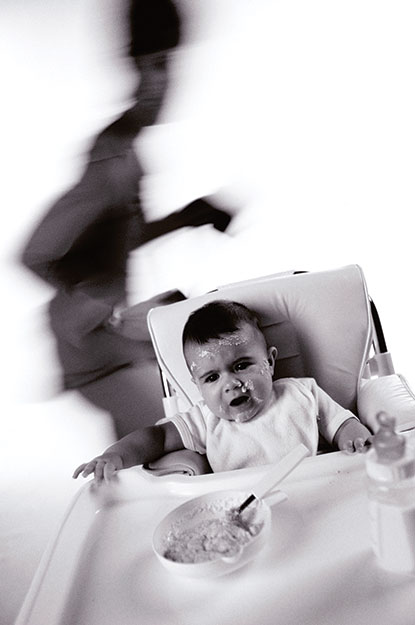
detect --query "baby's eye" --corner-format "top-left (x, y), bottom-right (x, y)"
top-left (235, 361), bottom-right (251, 371)
top-left (204, 373), bottom-right (219, 384)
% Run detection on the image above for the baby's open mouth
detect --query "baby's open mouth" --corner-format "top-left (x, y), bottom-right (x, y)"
top-left (229, 395), bottom-right (250, 407)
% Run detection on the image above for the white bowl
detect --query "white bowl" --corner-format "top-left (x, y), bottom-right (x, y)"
top-left (152, 489), bottom-right (271, 578)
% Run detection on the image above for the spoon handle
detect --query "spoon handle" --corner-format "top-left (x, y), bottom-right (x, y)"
top-left (252, 443), bottom-right (310, 500)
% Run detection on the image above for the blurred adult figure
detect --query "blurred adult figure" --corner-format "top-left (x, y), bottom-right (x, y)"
top-left (21, 0), bottom-right (232, 437)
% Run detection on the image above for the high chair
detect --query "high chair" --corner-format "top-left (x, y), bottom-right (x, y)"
top-left (15, 266), bottom-right (415, 625)
top-left (145, 264), bottom-right (415, 475)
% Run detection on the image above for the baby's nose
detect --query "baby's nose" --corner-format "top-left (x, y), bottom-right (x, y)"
top-left (224, 376), bottom-right (242, 392)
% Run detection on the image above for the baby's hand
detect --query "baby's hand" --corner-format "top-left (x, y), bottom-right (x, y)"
top-left (73, 452), bottom-right (124, 482)
top-left (334, 418), bottom-right (372, 454)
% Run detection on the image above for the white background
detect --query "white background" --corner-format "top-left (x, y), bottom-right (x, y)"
top-left (1, 1), bottom-right (415, 623)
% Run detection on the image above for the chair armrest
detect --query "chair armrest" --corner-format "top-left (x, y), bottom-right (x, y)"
top-left (358, 373), bottom-right (415, 432)
top-left (142, 449), bottom-right (213, 476)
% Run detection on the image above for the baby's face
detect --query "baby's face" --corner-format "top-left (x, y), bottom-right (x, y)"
top-left (185, 323), bottom-right (277, 423)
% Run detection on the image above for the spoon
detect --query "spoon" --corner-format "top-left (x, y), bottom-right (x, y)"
top-left (236, 443), bottom-right (310, 515)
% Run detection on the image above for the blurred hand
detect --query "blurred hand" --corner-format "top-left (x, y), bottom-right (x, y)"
top-left (107, 289), bottom-right (186, 341)
top-left (175, 198), bottom-right (233, 232)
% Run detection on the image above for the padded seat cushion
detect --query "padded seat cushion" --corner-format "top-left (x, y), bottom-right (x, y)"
top-left (358, 374), bottom-right (415, 432)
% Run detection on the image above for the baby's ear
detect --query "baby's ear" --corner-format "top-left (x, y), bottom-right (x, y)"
top-left (267, 346), bottom-right (278, 372)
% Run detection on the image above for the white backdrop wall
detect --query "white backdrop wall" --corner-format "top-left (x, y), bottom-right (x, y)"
top-left (1, 1), bottom-right (414, 623)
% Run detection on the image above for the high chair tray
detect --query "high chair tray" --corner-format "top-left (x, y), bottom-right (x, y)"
top-left (16, 452), bottom-right (415, 625)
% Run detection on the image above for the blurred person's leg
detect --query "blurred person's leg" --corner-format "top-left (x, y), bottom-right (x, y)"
top-left (54, 289), bottom-right (186, 438)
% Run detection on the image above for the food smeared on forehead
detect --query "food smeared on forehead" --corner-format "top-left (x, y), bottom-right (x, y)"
top-left (188, 331), bottom-right (249, 362)
top-left (182, 300), bottom-right (263, 348)
top-left (184, 323), bottom-right (269, 382)
top-left (186, 328), bottom-right (249, 372)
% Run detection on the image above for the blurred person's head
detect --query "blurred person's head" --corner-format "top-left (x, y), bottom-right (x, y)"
top-left (128, 0), bottom-right (181, 58)
top-left (128, 0), bottom-right (181, 126)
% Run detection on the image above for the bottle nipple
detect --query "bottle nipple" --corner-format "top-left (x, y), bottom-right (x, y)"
top-left (372, 412), bottom-right (405, 462)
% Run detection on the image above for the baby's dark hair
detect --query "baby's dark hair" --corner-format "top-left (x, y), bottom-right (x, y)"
top-left (182, 300), bottom-right (263, 347)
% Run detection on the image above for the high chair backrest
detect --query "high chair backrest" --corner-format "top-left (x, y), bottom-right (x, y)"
top-left (147, 265), bottom-right (373, 414)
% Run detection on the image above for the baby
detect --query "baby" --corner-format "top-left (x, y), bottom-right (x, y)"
top-left (73, 300), bottom-right (371, 480)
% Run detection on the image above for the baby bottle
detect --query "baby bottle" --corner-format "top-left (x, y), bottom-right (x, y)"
top-left (365, 412), bottom-right (415, 574)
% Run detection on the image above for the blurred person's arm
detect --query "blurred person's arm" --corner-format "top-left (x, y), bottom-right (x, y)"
top-left (140, 196), bottom-right (233, 244)
top-left (49, 287), bottom-right (184, 350)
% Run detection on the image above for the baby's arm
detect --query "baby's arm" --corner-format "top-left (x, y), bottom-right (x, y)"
top-left (304, 379), bottom-right (372, 453)
top-left (333, 417), bottom-right (372, 453)
top-left (73, 421), bottom-right (183, 481)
